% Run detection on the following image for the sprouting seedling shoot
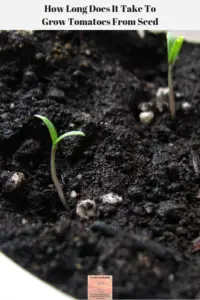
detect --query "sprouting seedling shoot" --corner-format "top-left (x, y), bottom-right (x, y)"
top-left (167, 32), bottom-right (184, 118)
top-left (35, 115), bottom-right (85, 209)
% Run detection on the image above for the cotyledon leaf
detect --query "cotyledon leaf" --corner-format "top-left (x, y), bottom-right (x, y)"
top-left (35, 115), bottom-right (58, 144)
top-left (54, 131), bottom-right (85, 146)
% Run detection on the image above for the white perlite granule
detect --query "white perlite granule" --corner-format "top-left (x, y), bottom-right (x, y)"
top-left (100, 192), bottom-right (122, 205)
top-left (139, 111), bottom-right (154, 125)
top-left (76, 199), bottom-right (97, 219)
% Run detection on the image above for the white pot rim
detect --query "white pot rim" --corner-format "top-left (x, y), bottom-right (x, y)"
top-left (0, 252), bottom-right (75, 300)
top-left (151, 30), bottom-right (200, 43)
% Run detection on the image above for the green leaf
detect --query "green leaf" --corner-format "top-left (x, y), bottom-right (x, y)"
top-left (169, 37), bottom-right (184, 64)
top-left (54, 131), bottom-right (85, 146)
top-left (167, 32), bottom-right (175, 57)
top-left (35, 115), bottom-right (58, 144)
top-left (167, 32), bottom-right (184, 65)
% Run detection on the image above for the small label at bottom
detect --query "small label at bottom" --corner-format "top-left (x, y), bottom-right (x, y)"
top-left (88, 275), bottom-right (112, 300)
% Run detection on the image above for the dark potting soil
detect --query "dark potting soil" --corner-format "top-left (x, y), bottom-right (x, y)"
top-left (1, 30), bottom-right (200, 299)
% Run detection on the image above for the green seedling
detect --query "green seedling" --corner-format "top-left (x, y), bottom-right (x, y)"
top-left (35, 115), bottom-right (85, 209)
top-left (167, 32), bottom-right (184, 117)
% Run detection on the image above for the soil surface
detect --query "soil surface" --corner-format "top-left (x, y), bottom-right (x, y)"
top-left (1, 30), bottom-right (200, 299)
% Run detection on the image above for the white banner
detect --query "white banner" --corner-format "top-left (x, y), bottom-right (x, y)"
top-left (0, 0), bottom-right (199, 30)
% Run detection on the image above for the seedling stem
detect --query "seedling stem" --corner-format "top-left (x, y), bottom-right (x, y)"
top-left (51, 145), bottom-right (67, 209)
top-left (168, 64), bottom-right (175, 118)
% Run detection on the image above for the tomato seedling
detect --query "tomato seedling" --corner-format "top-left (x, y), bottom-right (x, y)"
top-left (35, 115), bottom-right (85, 209)
top-left (167, 32), bottom-right (184, 117)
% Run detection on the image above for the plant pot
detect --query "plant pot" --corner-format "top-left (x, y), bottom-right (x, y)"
top-left (1, 30), bottom-right (200, 299)
top-left (0, 252), bottom-right (73, 300)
